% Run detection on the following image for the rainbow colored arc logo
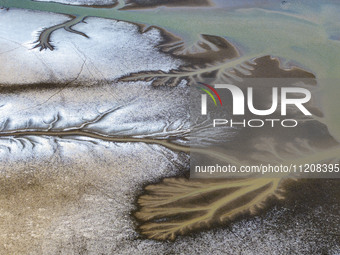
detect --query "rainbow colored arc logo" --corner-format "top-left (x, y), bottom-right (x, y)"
top-left (197, 82), bottom-right (223, 106)
top-left (196, 82), bottom-right (223, 106)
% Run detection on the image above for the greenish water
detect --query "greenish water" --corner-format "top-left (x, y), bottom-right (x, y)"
top-left (1, 0), bottom-right (340, 140)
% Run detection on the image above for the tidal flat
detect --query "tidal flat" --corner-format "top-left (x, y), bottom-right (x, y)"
top-left (0, 0), bottom-right (339, 254)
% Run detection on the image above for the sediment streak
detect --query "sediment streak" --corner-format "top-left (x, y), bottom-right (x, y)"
top-left (0, 129), bottom-right (191, 152)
